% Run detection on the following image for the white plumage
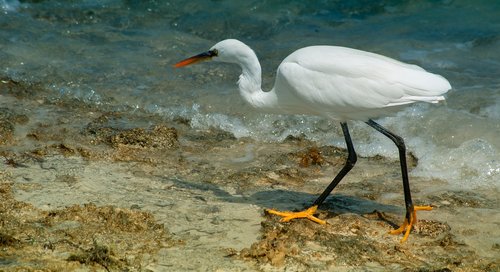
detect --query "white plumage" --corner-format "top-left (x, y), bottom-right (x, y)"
top-left (205, 39), bottom-right (451, 121)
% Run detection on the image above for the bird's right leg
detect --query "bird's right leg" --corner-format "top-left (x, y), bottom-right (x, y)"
top-left (366, 119), bottom-right (432, 242)
top-left (266, 122), bottom-right (357, 224)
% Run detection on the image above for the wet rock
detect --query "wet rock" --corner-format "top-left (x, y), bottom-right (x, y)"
top-left (0, 107), bottom-right (30, 145)
top-left (298, 147), bottom-right (325, 167)
top-left (0, 107), bottom-right (29, 125)
top-left (0, 77), bottom-right (41, 99)
top-left (0, 233), bottom-right (18, 246)
top-left (414, 219), bottom-right (451, 238)
top-left (110, 125), bottom-right (178, 149)
top-left (183, 127), bottom-right (237, 148)
top-left (0, 119), bottom-right (15, 145)
top-left (85, 113), bottom-right (178, 150)
top-left (67, 241), bottom-right (117, 270)
top-left (240, 221), bottom-right (300, 267)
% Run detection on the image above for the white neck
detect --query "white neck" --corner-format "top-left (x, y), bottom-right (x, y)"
top-left (236, 55), bottom-right (278, 111)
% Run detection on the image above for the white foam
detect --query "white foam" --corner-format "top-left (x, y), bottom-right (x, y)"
top-left (412, 138), bottom-right (499, 189)
top-left (149, 103), bottom-right (251, 138)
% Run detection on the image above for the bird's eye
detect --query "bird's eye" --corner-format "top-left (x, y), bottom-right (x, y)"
top-left (210, 49), bottom-right (218, 56)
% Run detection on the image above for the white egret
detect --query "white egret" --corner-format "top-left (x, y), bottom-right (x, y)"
top-left (174, 39), bottom-right (451, 242)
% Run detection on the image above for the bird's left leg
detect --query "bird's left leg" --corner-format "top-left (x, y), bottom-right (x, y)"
top-left (366, 119), bottom-right (432, 242)
top-left (266, 122), bottom-right (357, 225)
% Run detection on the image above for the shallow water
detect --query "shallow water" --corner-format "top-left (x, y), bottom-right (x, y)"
top-left (1, 0), bottom-right (498, 189)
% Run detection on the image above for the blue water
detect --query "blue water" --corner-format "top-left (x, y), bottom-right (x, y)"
top-left (1, 0), bottom-right (498, 188)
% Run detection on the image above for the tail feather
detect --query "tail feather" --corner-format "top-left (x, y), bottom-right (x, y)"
top-left (387, 95), bottom-right (445, 107)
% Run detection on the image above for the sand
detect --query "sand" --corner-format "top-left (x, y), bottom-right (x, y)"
top-left (0, 78), bottom-right (499, 271)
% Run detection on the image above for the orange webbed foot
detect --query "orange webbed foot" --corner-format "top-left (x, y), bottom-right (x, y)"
top-left (390, 205), bottom-right (433, 242)
top-left (266, 205), bottom-right (326, 225)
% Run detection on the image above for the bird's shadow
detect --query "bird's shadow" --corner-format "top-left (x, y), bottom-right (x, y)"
top-left (164, 176), bottom-right (403, 227)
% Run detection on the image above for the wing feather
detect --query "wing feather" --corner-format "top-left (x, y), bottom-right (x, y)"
top-left (273, 46), bottom-right (450, 119)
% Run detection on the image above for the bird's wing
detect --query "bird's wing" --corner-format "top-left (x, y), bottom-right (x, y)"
top-left (274, 46), bottom-right (450, 118)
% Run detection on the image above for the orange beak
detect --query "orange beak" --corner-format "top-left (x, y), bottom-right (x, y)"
top-left (174, 50), bottom-right (217, 68)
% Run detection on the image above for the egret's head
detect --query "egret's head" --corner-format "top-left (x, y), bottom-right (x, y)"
top-left (174, 39), bottom-right (254, 68)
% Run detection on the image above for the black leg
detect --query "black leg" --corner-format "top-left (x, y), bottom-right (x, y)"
top-left (365, 119), bottom-right (413, 220)
top-left (312, 122), bottom-right (357, 207)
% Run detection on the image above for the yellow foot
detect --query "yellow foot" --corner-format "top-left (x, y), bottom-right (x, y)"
top-left (266, 205), bottom-right (326, 225)
top-left (389, 205), bottom-right (433, 242)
